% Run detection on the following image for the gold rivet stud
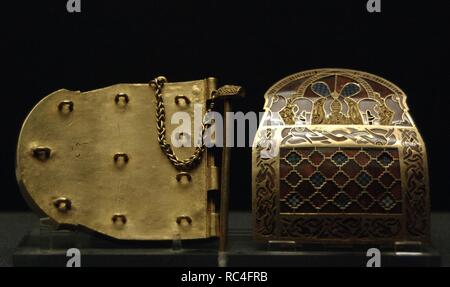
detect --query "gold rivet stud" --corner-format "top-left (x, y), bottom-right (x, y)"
top-left (53, 197), bottom-right (72, 212)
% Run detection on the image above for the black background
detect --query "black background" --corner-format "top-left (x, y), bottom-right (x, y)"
top-left (1, 0), bottom-right (449, 211)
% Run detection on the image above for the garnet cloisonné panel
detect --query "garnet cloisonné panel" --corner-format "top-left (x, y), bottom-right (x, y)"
top-left (280, 147), bottom-right (402, 214)
top-left (277, 146), bottom-right (404, 243)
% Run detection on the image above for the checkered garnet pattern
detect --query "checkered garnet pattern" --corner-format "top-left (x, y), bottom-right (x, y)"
top-left (279, 147), bottom-right (402, 214)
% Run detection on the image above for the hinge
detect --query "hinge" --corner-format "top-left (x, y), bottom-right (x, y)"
top-left (207, 165), bottom-right (220, 191)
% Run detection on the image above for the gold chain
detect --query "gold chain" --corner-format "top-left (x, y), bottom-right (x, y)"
top-left (149, 76), bottom-right (216, 171)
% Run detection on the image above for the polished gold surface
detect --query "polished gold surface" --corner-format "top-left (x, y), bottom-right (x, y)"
top-left (253, 69), bottom-right (430, 244)
top-left (17, 78), bottom-right (223, 240)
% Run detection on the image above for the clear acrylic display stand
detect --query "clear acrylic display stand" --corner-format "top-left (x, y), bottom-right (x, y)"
top-left (13, 217), bottom-right (219, 267)
top-left (14, 213), bottom-right (441, 267)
